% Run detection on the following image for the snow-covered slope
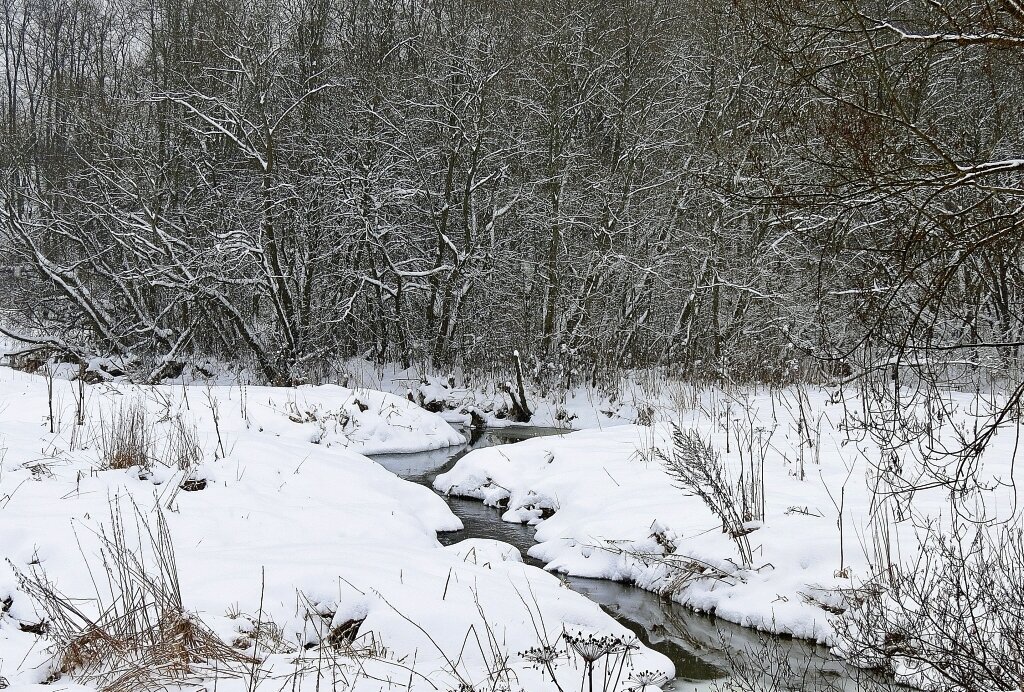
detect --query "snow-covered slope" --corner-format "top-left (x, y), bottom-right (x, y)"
top-left (0, 368), bottom-right (672, 691)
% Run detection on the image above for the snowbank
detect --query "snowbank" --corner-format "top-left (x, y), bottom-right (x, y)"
top-left (435, 387), bottom-right (1023, 646)
top-left (0, 368), bottom-right (672, 691)
top-left (340, 358), bottom-right (650, 430)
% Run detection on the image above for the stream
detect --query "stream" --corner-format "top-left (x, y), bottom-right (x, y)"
top-left (370, 427), bottom-right (859, 691)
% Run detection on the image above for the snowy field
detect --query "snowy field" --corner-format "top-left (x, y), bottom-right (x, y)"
top-left (0, 368), bottom-right (673, 691)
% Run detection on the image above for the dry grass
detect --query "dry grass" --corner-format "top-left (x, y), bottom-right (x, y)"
top-left (652, 425), bottom-right (755, 567)
top-left (13, 500), bottom-right (253, 691)
top-left (163, 417), bottom-right (202, 472)
top-left (97, 400), bottom-right (152, 471)
top-left (94, 399), bottom-right (205, 509)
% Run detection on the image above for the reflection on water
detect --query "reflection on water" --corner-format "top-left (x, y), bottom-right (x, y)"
top-left (370, 425), bottom-right (569, 484)
top-left (371, 444), bottom-right (458, 483)
top-left (370, 427), bottom-right (863, 690)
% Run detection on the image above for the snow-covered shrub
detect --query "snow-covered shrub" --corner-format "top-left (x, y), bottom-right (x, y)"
top-left (836, 522), bottom-right (1024, 691)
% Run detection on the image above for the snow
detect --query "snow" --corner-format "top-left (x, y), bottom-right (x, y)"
top-left (434, 386), bottom-right (1024, 650)
top-left (337, 358), bottom-right (667, 430)
top-left (7, 360), bottom-right (1014, 691)
top-left (0, 367), bottom-right (672, 691)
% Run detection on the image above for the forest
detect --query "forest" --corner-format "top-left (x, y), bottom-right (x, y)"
top-left (1, 0), bottom-right (1021, 388)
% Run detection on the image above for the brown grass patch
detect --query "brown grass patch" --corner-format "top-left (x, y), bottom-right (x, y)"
top-left (13, 501), bottom-right (253, 691)
top-left (98, 400), bottom-right (151, 471)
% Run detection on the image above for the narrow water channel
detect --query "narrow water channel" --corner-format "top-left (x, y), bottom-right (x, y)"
top-left (370, 427), bottom-right (859, 691)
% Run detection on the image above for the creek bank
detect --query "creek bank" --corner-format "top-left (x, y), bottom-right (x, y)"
top-left (372, 427), bottom-right (858, 690)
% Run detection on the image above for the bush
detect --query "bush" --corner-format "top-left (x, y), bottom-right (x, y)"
top-left (835, 522), bottom-right (1024, 691)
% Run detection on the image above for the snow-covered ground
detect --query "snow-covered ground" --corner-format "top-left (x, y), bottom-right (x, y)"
top-left (0, 368), bottom-right (673, 691)
top-left (434, 386), bottom-right (1022, 648)
top-left (5, 356), bottom-right (1015, 691)
top-left (338, 359), bottom-right (687, 430)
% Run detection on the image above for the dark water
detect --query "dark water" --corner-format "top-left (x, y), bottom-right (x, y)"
top-left (371, 427), bottom-right (859, 691)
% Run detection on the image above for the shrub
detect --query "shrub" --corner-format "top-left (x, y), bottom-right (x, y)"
top-left (835, 522), bottom-right (1024, 691)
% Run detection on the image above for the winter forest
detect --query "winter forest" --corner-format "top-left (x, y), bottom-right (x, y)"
top-left (0, 0), bottom-right (1023, 691)
top-left (1, 0), bottom-right (1020, 383)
